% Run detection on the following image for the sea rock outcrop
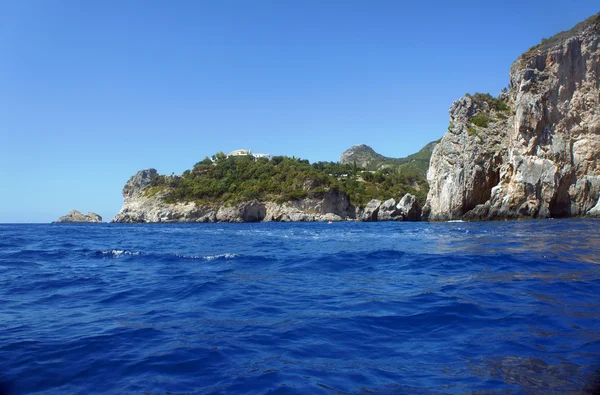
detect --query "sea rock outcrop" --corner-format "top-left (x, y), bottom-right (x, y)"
top-left (397, 194), bottom-right (422, 221)
top-left (424, 14), bottom-right (600, 220)
top-left (54, 210), bottom-right (103, 223)
top-left (358, 194), bottom-right (421, 221)
top-left (112, 170), bottom-right (359, 223)
top-left (361, 199), bottom-right (381, 221)
top-left (588, 199), bottom-right (600, 217)
top-left (377, 199), bottom-right (401, 221)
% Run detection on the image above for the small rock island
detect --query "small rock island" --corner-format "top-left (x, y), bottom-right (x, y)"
top-left (54, 210), bottom-right (103, 223)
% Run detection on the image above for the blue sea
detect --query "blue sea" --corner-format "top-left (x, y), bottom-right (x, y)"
top-left (1, 220), bottom-right (599, 394)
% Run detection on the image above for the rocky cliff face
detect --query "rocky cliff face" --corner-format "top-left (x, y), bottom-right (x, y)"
top-left (54, 210), bottom-right (103, 223)
top-left (424, 14), bottom-right (600, 221)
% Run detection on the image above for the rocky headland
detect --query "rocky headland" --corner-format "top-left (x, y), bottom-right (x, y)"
top-left (54, 210), bottom-right (103, 223)
top-left (112, 169), bottom-right (421, 223)
top-left (424, 13), bottom-right (600, 221)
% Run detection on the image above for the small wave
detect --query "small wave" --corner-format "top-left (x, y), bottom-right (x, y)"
top-left (203, 253), bottom-right (239, 261)
top-left (100, 250), bottom-right (142, 258)
top-left (173, 253), bottom-right (239, 261)
top-left (95, 250), bottom-right (239, 261)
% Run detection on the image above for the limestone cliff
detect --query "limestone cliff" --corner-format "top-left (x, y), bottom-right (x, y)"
top-left (424, 14), bottom-right (600, 221)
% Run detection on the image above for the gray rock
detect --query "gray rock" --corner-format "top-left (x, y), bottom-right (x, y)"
top-left (283, 212), bottom-right (314, 222)
top-left (216, 206), bottom-right (244, 223)
top-left (123, 169), bottom-right (158, 199)
top-left (377, 198), bottom-right (401, 221)
top-left (361, 199), bottom-right (381, 222)
top-left (215, 202), bottom-right (267, 222)
top-left (397, 194), bottom-right (421, 221)
top-left (425, 18), bottom-right (600, 221)
top-left (241, 202), bottom-right (267, 222)
top-left (263, 202), bottom-right (315, 222)
top-left (587, 197), bottom-right (600, 217)
top-left (318, 213), bottom-right (343, 222)
top-left (283, 190), bottom-right (356, 220)
top-left (55, 210), bottom-right (103, 223)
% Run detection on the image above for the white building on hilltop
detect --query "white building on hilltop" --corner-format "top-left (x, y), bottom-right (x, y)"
top-left (252, 153), bottom-right (272, 159)
top-left (228, 149), bottom-right (251, 157)
top-left (227, 149), bottom-right (272, 160)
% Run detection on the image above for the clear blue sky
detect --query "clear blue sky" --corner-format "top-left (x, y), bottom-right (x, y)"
top-left (1, 1), bottom-right (598, 222)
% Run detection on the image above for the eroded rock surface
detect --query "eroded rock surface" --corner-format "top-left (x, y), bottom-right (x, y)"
top-left (425, 15), bottom-right (600, 220)
top-left (359, 194), bottom-right (422, 222)
top-left (361, 199), bottom-right (381, 222)
top-left (398, 194), bottom-right (422, 221)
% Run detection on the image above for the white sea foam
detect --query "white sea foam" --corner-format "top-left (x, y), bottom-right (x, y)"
top-left (101, 250), bottom-right (141, 258)
top-left (172, 253), bottom-right (239, 260)
top-left (99, 250), bottom-right (238, 260)
top-left (203, 253), bottom-right (239, 261)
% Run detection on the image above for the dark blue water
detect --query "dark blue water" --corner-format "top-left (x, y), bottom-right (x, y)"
top-left (1, 220), bottom-right (599, 394)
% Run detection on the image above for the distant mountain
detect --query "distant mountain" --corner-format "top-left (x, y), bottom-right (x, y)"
top-left (340, 141), bottom-right (438, 174)
top-left (339, 144), bottom-right (386, 169)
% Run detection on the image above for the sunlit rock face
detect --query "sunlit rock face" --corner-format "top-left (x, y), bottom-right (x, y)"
top-left (425, 15), bottom-right (600, 220)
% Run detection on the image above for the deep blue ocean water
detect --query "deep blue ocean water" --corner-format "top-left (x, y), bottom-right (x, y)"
top-left (1, 220), bottom-right (599, 394)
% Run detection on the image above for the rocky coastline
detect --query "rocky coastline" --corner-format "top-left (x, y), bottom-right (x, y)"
top-left (111, 169), bottom-right (422, 223)
top-left (111, 14), bottom-right (600, 224)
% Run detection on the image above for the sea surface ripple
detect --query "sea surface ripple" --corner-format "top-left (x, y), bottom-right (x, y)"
top-left (0, 220), bottom-right (599, 394)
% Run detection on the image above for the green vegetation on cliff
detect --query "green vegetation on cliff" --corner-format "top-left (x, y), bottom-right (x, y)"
top-left (463, 92), bottom-right (511, 137)
top-left (149, 152), bottom-right (430, 208)
top-left (465, 93), bottom-right (510, 114)
top-left (526, 13), bottom-right (600, 55)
